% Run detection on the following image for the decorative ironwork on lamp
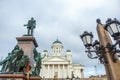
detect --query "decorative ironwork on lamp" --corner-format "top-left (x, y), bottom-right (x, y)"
top-left (80, 18), bottom-right (120, 63)
top-left (80, 31), bottom-right (106, 63)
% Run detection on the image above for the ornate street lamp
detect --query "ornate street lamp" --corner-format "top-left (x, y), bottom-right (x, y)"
top-left (104, 18), bottom-right (120, 52)
top-left (80, 18), bottom-right (120, 63)
top-left (80, 31), bottom-right (99, 59)
top-left (80, 18), bottom-right (120, 80)
top-left (105, 18), bottom-right (120, 40)
top-left (80, 31), bottom-right (93, 49)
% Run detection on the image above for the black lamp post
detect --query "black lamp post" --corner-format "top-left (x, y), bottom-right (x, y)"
top-left (80, 18), bottom-right (120, 80)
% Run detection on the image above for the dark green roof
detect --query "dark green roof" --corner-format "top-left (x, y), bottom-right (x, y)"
top-left (66, 50), bottom-right (71, 52)
top-left (43, 50), bottom-right (48, 52)
top-left (53, 39), bottom-right (62, 44)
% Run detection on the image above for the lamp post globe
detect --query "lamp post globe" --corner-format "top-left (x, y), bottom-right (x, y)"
top-left (80, 31), bottom-right (93, 49)
top-left (104, 18), bottom-right (120, 39)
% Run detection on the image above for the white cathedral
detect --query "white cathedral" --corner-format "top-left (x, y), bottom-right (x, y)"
top-left (40, 39), bottom-right (84, 79)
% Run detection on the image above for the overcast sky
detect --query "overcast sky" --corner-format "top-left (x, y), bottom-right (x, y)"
top-left (0, 0), bottom-right (120, 78)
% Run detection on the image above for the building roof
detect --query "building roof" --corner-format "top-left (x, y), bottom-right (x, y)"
top-left (43, 50), bottom-right (48, 52)
top-left (53, 38), bottom-right (62, 44)
top-left (66, 50), bottom-right (71, 52)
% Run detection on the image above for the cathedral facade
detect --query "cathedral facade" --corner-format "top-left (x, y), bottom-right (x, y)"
top-left (40, 39), bottom-right (84, 79)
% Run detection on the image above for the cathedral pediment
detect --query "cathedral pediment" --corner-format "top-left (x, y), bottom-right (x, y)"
top-left (43, 56), bottom-right (68, 62)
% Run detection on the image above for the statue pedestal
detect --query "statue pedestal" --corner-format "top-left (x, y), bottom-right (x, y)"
top-left (16, 35), bottom-right (38, 56)
top-left (16, 35), bottom-right (38, 73)
top-left (0, 74), bottom-right (25, 80)
top-left (0, 74), bottom-right (42, 80)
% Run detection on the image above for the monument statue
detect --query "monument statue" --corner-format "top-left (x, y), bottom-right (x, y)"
top-left (31, 48), bottom-right (45, 76)
top-left (0, 45), bottom-right (29, 74)
top-left (16, 55), bottom-right (29, 72)
top-left (0, 18), bottom-right (41, 80)
top-left (34, 52), bottom-right (42, 76)
top-left (24, 17), bottom-right (36, 36)
top-left (0, 53), bottom-right (12, 72)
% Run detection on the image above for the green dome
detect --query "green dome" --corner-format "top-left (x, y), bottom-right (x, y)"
top-left (43, 50), bottom-right (48, 52)
top-left (66, 50), bottom-right (71, 52)
top-left (53, 39), bottom-right (62, 44)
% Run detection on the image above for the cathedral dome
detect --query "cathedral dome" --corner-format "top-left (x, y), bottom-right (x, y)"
top-left (66, 50), bottom-right (72, 55)
top-left (43, 50), bottom-right (48, 52)
top-left (53, 39), bottom-right (62, 44)
top-left (51, 38), bottom-right (63, 56)
top-left (66, 50), bottom-right (71, 52)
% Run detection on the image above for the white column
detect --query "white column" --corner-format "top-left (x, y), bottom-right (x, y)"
top-left (43, 65), bottom-right (46, 78)
top-left (53, 64), bottom-right (54, 78)
top-left (63, 64), bottom-right (67, 78)
top-left (46, 65), bottom-right (48, 78)
top-left (49, 65), bottom-right (51, 78)
top-left (48, 64), bottom-right (50, 78)
top-left (63, 64), bottom-right (64, 78)
top-left (43, 65), bottom-right (45, 78)
top-left (40, 65), bottom-right (44, 77)
top-left (58, 64), bottom-right (60, 78)
top-left (67, 65), bottom-right (69, 77)
top-left (81, 69), bottom-right (84, 78)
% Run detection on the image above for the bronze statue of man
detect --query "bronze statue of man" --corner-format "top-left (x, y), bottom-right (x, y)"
top-left (24, 17), bottom-right (36, 36)
top-left (31, 48), bottom-right (46, 76)
top-left (0, 53), bottom-right (12, 72)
